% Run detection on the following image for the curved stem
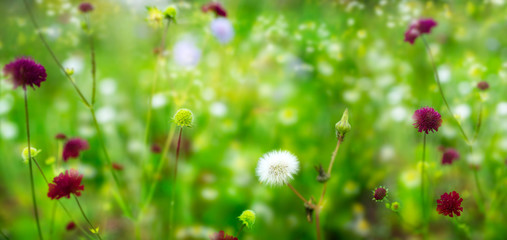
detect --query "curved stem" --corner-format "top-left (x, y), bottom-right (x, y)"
top-left (421, 36), bottom-right (469, 145)
top-left (74, 196), bottom-right (103, 240)
top-left (236, 224), bottom-right (245, 237)
top-left (24, 91), bottom-right (44, 240)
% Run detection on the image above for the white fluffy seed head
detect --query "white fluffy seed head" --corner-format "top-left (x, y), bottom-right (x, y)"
top-left (256, 150), bottom-right (299, 186)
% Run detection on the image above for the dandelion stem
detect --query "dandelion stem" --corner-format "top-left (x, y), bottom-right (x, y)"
top-left (23, 91), bottom-right (44, 240)
top-left (421, 36), bottom-right (470, 145)
top-left (169, 127), bottom-right (183, 240)
top-left (74, 196), bottom-right (103, 240)
top-left (421, 133), bottom-right (428, 240)
top-left (287, 183), bottom-right (311, 206)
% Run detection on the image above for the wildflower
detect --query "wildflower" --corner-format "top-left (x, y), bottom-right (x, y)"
top-left (146, 6), bottom-right (164, 27)
top-left (436, 191), bottom-right (463, 217)
top-left (173, 39), bottom-right (201, 67)
top-left (477, 81), bottom-right (489, 90)
top-left (404, 18), bottom-right (437, 44)
top-left (238, 210), bottom-right (256, 229)
top-left (202, 2), bottom-right (227, 17)
top-left (441, 148), bottom-right (460, 165)
top-left (163, 6), bottom-right (177, 22)
top-left (256, 150), bottom-right (299, 186)
top-left (22, 147), bottom-right (41, 161)
top-left (210, 18), bottom-right (234, 44)
top-left (66, 221), bottom-right (76, 231)
top-left (62, 138), bottom-right (89, 162)
top-left (372, 186), bottom-right (388, 202)
top-left (209, 231), bottom-right (237, 240)
top-left (391, 202), bottom-right (400, 212)
top-left (78, 2), bottom-right (94, 13)
top-left (112, 163), bottom-right (124, 171)
top-left (173, 108), bottom-right (194, 127)
top-left (335, 108), bottom-right (351, 138)
top-left (3, 57), bottom-right (47, 90)
top-left (55, 133), bottom-right (67, 140)
top-left (412, 107), bottom-right (442, 134)
top-left (48, 169), bottom-right (85, 200)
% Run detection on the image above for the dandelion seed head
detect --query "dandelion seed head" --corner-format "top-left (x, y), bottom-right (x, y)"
top-left (256, 150), bottom-right (299, 186)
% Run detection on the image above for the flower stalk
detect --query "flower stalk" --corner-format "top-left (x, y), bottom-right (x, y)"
top-left (74, 196), bottom-right (103, 240)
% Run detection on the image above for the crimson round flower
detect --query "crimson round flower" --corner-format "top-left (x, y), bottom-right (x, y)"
top-left (202, 2), bottom-right (227, 17)
top-left (209, 231), bottom-right (237, 240)
top-left (63, 138), bottom-right (90, 162)
top-left (55, 133), bottom-right (67, 140)
top-left (48, 169), bottom-right (85, 200)
top-left (372, 186), bottom-right (388, 202)
top-left (477, 81), bottom-right (489, 90)
top-left (112, 162), bottom-right (124, 171)
top-left (441, 148), bottom-right (460, 165)
top-left (413, 107), bottom-right (442, 134)
top-left (3, 57), bottom-right (47, 90)
top-left (436, 191), bottom-right (463, 217)
top-left (404, 18), bottom-right (437, 44)
top-left (79, 2), bottom-right (94, 13)
top-left (151, 143), bottom-right (162, 154)
top-left (66, 221), bottom-right (76, 231)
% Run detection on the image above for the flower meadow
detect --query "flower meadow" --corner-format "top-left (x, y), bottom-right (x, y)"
top-left (1, 0), bottom-right (507, 239)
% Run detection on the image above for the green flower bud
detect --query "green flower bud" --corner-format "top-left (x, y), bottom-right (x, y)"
top-left (173, 108), bottom-right (194, 127)
top-left (22, 147), bottom-right (41, 161)
top-left (163, 6), bottom-right (177, 22)
top-left (65, 68), bottom-right (74, 76)
top-left (391, 202), bottom-right (400, 212)
top-left (238, 210), bottom-right (256, 229)
top-left (335, 108), bottom-right (351, 138)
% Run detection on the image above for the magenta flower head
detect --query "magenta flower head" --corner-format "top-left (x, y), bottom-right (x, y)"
top-left (209, 231), bottom-right (237, 240)
top-left (3, 57), bottom-right (47, 90)
top-left (66, 221), bottom-right (76, 231)
top-left (404, 18), bottom-right (437, 44)
top-left (63, 138), bottom-right (90, 162)
top-left (202, 2), bottom-right (227, 17)
top-left (413, 107), bottom-right (442, 134)
top-left (48, 169), bottom-right (85, 200)
top-left (436, 191), bottom-right (463, 217)
top-left (372, 186), bottom-right (389, 202)
top-left (477, 81), bottom-right (489, 91)
top-left (79, 2), bottom-right (94, 13)
top-left (55, 133), bottom-right (67, 140)
top-left (441, 148), bottom-right (460, 165)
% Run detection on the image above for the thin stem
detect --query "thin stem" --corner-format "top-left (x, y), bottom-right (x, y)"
top-left (23, 0), bottom-right (91, 108)
top-left (74, 196), bottom-right (103, 240)
top-left (169, 127), bottom-right (183, 240)
top-left (24, 91), bottom-right (44, 240)
top-left (473, 169), bottom-right (485, 212)
top-left (236, 224), bottom-right (245, 237)
top-left (32, 157), bottom-right (48, 183)
top-left (473, 102), bottom-right (483, 142)
top-left (87, 15), bottom-right (97, 107)
top-left (49, 201), bottom-right (57, 239)
top-left (315, 210), bottom-right (321, 240)
top-left (421, 36), bottom-right (469, 144)
top-left (287, 183), bottom-right (309, 205)
top-left (421, 134), bottom-right (428, 240)
top-left (1, 229), bottom-right (9, 240)
top-left (326, 137), bottom-right (342, 176)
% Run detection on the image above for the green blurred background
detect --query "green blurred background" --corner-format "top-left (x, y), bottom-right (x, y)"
top-left (1, 0), bottom-right (507, 239)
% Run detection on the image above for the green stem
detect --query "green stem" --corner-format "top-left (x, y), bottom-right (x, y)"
top-left (0, 229), bottom-right (9, 240)
top-left (421, 36), bottom-right (470, 145)
top-left (236, 224), bottom-right (245, 237)
top-left (49, 201), bottom-right (57, 239)
top-left (168, 127), bottom-right (183, 240)
top-left (421, 133), bottom-right (428, 240)
top-left (143, 61), bottom-right (159, 144)
top-left (24, 91), bottom-right (44, 240)
top-left (473, 169), bottom-right (485, 212)
top-left (86, 15), bottom-right (97, 107)
top-left (472, 102), bottom-right (483, 142)
top-left (74, 196), bottom-right (103, 240)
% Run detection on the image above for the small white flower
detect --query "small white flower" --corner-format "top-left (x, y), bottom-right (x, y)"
top-left (210, 17), bottom-right (234, 44)
top-left (256, 150), bottom-right (299, 186)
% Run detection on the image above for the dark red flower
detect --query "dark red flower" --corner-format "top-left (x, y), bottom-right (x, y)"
top-left (209, 231), bottom-right (237, 240)
top-left (55, 133), bottom-right (67, 140)
top-left (413, 107), bottom-right (442, 134)
top-left (436, 191), bottom-right (463, 217)
top-left (372, 186), bottom-right (388, 202)
top-left (48, 169), bottom-right (85, 200)
top-left (112, 163), bottom-right (124, 171)
top-left (202, 2), bottom-right (227, 17)
top-left (66, 221), bottom-right (76, 231)
top-left (441, 148), bottom-right (460, 165)
top-left (3, 57), bottom-right (47, 90)
top-left (151, 143), bottom-right (162, 154)
top-left (63, 138), bottom-right (89, 162)
top-left (79, 2), bottom-right (94, 13)
top-left (404, 18), bottom-right (437, 44)
top-left (477, 81), bottom-right (489, 90)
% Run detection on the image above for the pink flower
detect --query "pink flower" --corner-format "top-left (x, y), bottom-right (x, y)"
top-left (404, 18), bottom-right (437, 44)
top-left (209, 231), bottom-right (237, 240)
top-left (436, 191), bottom-right (463, 217)
top-left (79, 2), bottom-right (94, 13)
top-left (202, 2), bottom-right (227, 17)
top-left (413, 107), bottom-right (442, 134)
top-left (48, 169), bottom-right (85, 200)
top-left (63, 138), bottom-right (90, 162)
top-left (441, 148), bottom-right (460, 165)
top-left (3, 57), bottom-right (47, 90)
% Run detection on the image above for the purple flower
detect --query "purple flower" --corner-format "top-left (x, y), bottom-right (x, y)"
top-left (477, 81), bottom-right (489, 90)
top-left (441, 148), bottom-right (460, 165)
top-left (372, 186), bottom-right (388, 202)
top-left (404, 18), bottom-right (437, 44)
top-left (436, 191), bottom-right (463, 217)
top-left (413, 107), bottom-right (442, 134)
top-left (210, 18), bottom-right (234, 44)
top-left (202, 2), bottom-right (227, 18)
top-left (48, 169), bottom-right (85, 200)
top-left (173, 39), bottom-right (201, 68)
top-left (3, 57), bottom-right (47, 90)
top-left (55, 133), bottom-right (67, 140)
top-left (79, 2), bottom-right (94, 13)
top-left (62, 138), bottom-right (89, 162)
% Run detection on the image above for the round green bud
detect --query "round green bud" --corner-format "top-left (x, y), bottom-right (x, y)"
top-left (391, 202), bottom-right (400, 212)
top-left (22, 147), bottom-right (41, 161)
top-left (173, 108), bottom-right (194, 127)
top-left (238, 210), bottom-right (256, 229)
top-left (65, 68), bottom-right (75, 76)
top-left (164, 6), bottom-right (177, 21)
top-left (335, 108), bottom-right (351, 138)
